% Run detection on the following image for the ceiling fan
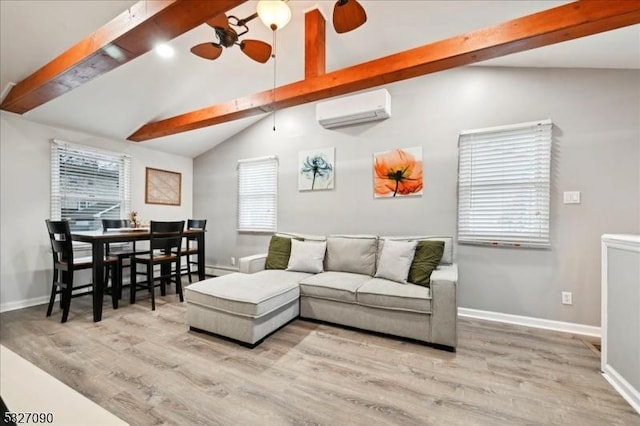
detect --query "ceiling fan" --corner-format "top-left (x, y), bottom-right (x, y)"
top-left (190, 0), bottom-right (368, 64)
top-left (190, 13), bottom-right (272, 64)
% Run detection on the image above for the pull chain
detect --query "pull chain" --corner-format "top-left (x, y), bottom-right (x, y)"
top-left (272, 29), bottom-right (277, 131)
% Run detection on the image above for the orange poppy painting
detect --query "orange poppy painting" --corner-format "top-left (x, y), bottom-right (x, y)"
top-left (373, 147), bottom-right (423, 198)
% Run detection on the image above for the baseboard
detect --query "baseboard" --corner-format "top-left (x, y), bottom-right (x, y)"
top-left (0, 296), bottom-right (49, 313)
top-left (458, 307), bottom-right (601, 338)
top-left (206, 265), bottom-right (239, 277)
top-left (602, 365), bottom-right (640, 414)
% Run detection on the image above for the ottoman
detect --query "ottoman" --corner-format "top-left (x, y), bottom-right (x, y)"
top-left (185, 270), bottom-right (312, 347)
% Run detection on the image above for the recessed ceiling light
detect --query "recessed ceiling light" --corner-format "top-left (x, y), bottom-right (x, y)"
top-left (155, 43), bottom-right (175, 59)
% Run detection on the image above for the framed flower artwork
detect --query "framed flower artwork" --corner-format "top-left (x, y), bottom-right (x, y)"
top-left (373, 147), bottom-right (423, 198)
top-left (298, 147), bottom-right (335, 191)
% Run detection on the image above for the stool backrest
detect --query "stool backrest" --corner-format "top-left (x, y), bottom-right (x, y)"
top-left (45, 220), bottom-right (74, 265)
top-left (150, 221), bottom-right (184, 254)
top-left (186, 219), bottom-right (207, 241)
top-left (102, 219), bottom-right (131, 231)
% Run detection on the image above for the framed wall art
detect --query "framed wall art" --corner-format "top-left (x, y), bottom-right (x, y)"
top-left (298, 147), bottom-right (335, 191)
top-left (145, 167), bottom-right (182, 206)
top-left (373, 146), bottom-right (423, 198)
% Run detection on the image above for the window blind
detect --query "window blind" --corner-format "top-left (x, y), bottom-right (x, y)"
top-left (51, 140), bottom-right (131, 232)
top-left (237, 156), bottom-right (278, 232)
top-left (457, 119), bottom-right (552, 247)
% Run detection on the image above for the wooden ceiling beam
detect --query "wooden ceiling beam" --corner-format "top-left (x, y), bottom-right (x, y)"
top-left (305, 9), bottom-right (326, 79)
top-left (0, 0), bottom-right (246, 114)
top-left (131, 0), bottom-right (640, 142)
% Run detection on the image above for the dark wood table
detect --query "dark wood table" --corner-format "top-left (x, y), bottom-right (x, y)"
top-left (71, 228), bottom-right (206, 322)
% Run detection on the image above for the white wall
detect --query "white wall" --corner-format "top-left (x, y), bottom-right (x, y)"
top-left (193, 67), bottom-right (640, 327)
top-left (0, 112), bottom-right (193, 311)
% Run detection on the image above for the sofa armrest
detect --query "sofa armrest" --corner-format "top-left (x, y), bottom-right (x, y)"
top-left (430, 264), bottom-right (458, 349)
top-left (238, 254), bottom-right (267, 274)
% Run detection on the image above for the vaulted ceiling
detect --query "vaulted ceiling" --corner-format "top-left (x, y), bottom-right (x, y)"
top-left (1, 1), bottom-right (639, 158)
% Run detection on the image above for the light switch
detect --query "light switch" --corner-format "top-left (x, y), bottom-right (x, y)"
top-left (563, 191), bottom-right (581, 204)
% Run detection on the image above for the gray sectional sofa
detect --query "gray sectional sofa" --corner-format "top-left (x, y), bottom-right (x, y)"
top-left (185, 234), bottom-right (458, 351)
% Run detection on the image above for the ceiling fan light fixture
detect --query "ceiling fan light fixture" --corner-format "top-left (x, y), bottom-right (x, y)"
top-left (257, 0), bottom-right (292, 31)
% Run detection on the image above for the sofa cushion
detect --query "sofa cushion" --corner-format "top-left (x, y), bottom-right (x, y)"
top-left (407, 240), bottom-right (445, 287)
top-left (185, 270), bottom-right (311, 317)
top-left (265, 235), bottom-right (296, 270)
top-left (299, 272), bottom-right (371, 303)
top-left (375, 239), bottom-right (418, 284)
top-left (380, 236), bottom-right (453, 264)
top-left (356, 278), bottom-right (432, 314)
top-left (287, 239), bottom-right (326, 273)
top-left (325, 235), bottom-right (378, 275)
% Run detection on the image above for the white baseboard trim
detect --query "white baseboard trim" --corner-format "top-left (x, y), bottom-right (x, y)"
top-left (1, 296), bottom-right (50, 313)
top-left (603, 365), bottom-right (640, 414)
top-left (458, 307), bottom-right (601, 338)
top-left (206, 265), bottom-right (239, 277)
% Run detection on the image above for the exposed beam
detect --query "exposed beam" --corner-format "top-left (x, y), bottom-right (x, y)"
top-left (128, 0), bottom-right (640, 142)
top-left (305, 9), bottom-right (326, 79)
top-left (0, 0), bottom-right (246, 114)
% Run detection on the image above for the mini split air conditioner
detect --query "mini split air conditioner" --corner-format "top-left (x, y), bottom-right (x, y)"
top-left (316, 88), bottom-right (391, 129)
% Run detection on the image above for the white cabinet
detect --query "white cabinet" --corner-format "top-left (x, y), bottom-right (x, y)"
top-left (601, 234), bottom-right (640, 414)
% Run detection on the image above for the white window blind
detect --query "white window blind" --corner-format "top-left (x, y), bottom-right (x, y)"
top-left (51, 140), bottom-right (131, 232)
top-left (237, 156), bottom-right (278, 232)
top-left (457, 119), bottom-right (552, 248)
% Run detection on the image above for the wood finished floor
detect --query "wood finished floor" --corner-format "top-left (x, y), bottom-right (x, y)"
top-left (1, 290), bottom-right (638, 426)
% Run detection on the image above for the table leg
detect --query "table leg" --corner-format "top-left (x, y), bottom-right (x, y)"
top-left (92, 241), bottom-right (105, 322)
top-left (197, 232), bottom-right (205, 281)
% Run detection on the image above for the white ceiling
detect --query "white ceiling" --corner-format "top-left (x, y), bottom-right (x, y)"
top-left (1, 1), bottom-right (639, 158)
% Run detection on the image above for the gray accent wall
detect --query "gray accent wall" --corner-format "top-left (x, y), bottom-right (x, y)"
top-left (193, 67), bottom-right (640, 327)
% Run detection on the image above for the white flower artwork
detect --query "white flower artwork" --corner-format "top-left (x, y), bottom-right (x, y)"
top-left (298, 147), bottom-right (335, 191)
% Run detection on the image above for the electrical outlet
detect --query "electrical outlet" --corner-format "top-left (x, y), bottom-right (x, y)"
top-left (230, 257), bottom-right (236, 266)
top-left (561, 291), bottom-right (572, 305)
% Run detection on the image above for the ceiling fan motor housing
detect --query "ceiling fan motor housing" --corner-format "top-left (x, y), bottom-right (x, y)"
top-left (215, 27), bottom-right (238, 47)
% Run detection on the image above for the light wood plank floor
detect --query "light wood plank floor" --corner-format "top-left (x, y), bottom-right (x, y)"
top-left (1, 291), bottom-right (638, 426)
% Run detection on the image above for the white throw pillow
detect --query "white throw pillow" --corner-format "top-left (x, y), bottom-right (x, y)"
top-left (374, 239), bottom-right (418, 284)
top-left (286, 239), bottom-right (327, 273)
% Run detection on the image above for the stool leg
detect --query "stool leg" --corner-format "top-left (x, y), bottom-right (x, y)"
top-left (149, 263), bottom-right (156, 311)
top-left (111, 264), bottom-right (119, 310)
top-left (175, 260), bottom-right (184, 302)
top-left (187, 255), bottom-right (193, 283)
top-left (130, 259), bottom-right (137, 304)
top-left (46, 268), bottom-right (58, 317)
top-left (60, 271), bottom-right (72, 323)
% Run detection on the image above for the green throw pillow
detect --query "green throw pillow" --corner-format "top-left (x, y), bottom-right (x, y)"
top-left (265, 236), bottom-right (293, 270)
top-left (407, 240), bottom-right (445, 287)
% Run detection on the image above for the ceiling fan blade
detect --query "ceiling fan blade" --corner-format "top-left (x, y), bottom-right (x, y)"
top-left (333, 0), bottom-right (367, 34)
top-left (190, 43), bottom-right (223, 60)
top-left (240, 39), bottom-right (272, 64)
top-left (206, 14), bottom-right (230, 31)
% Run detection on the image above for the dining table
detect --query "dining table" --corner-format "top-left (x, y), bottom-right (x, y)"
top-left (71, 227), bottom-right (206, 322)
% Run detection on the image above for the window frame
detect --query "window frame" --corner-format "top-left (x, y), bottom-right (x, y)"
top-left (236, 155), bottom-right (278, 233)
top-left (457, 119), bottom-right (552, 248)
top-left (50, 139), bottom-right (131, 234)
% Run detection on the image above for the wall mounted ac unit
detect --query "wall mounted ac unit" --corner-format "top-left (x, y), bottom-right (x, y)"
top-left (316, 88), bottom-right (391, 129)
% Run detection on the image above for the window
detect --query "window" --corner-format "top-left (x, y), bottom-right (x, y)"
top-left (237, 156), bottom-right (278, 232)
top-left (457, 119), bottom-right (552, 247)
top-left (51, 140), bottom-right (131, 231)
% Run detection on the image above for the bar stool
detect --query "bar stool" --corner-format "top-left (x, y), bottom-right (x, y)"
top-left (130, 221), bottom-right (185, 310)
top-left (181, 219), bottom-right (207, 283)
top-left (45, 220), bottom-right (119, 323)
